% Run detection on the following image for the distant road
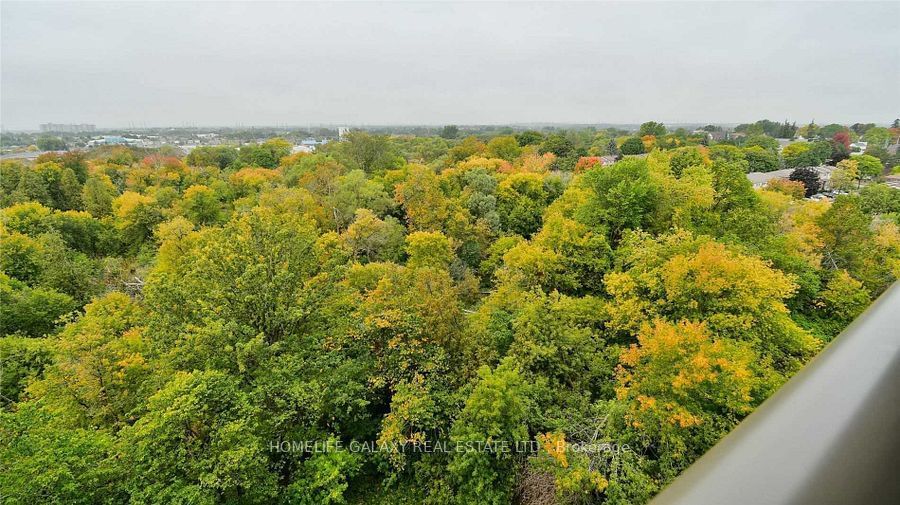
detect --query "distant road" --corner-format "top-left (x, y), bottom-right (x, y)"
top-left (0, 150), bottom-right (59, 160)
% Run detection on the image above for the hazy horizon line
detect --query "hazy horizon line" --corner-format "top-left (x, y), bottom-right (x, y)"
top-left (5, 118), bottom-right (897, 134)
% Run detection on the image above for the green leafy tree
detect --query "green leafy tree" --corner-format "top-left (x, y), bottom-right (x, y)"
top-left (35, 136), bottom-right (67, 151)
top-left (496, 173), bottom-right (558, 238)
top-left (112, 191), bottom-right (162, 247)
top-left (1, 164), bottom-right (52, 207)
top-left (286, 445), bottom-right (362, 505)
top-left (708, 145), bottom-right (747, 166)
top-left (185, 145), bottom-right (238, 170)
top-left (855, 154), bottom-right (884, 180)
top-left (818, 123), bottom-right (848, 139)
top-left (1, 232), bottom-right (44, 283)
top-left (864, 127), bottom-right (891, 148)
top-left (0, 336), bottom-right (53, 407)
top-left (620, 137), bottom-right (645, 155)
top-left (395, 164), bottom-right (450, 232)
top-left (515, 130), bottom-right (544, 147)
top-left (54, 167), bottom-right (83, 210)
top-left (539, 133), bottom-right (577, 159)
top-left (237, 137), bottom-right (292, 169)
top-left (744, 135), bottom-right (779, 153)
top-left (818, 196), bottom-right (884, 291)
top-left (32, 232), bottom-right (101, 304)
top-left (146, 206), bottom-right (323, 344)
top-left (328, 169), bottom-right (393, 230)
top-left (180, 184), bottom-right (222, 226)
top-left (405, 230), bottom-right (453, 269)
top-left (0, 273), bottom-right (75, 337)
top-left (81, 174), bottom-right (118, 218)
top-left (576, 158), bottom-right (661, 242)
top-left (333, 131), bottom-right (402, 173)
top-left (830, 160), bottom-right (859, 192)
top-left (743, 146), bottom-right (779, 172)
top-left (486, 136), bottom-right (522, 161)
top-left (36, 292), bottom-right (147, 426)
top-left (343, 208), bottom-right (406, 262)
top-left (120, 370), bottom-right (278, 503)
top-left (0, 402), bottom-right (123, 504)
top-left (783, 142), bottom-right (826, 168)
top-left (859, 183), bottom-right (900, 215)
top-left (669, 147), bottom-right (709, 177)
top-left (447, 136), bottom-right (487, 164)
top-left (638, 121), bottom-right (667, 138)
top-left (440, 125), bottom-right (460, 139)
top-left (449, 359), bottom-right (531, 505)
top-left (816, 270), bottom-right (870, 326)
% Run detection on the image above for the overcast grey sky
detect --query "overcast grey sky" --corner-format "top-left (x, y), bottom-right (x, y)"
top-left (2, 1), bottom-right (898, 130)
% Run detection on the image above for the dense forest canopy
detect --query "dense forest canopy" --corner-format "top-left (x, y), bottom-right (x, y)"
top-left (2, 122), bottom-right (900, 504)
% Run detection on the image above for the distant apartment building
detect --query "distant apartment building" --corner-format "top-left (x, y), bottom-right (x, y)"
top-left (40, 123), bottom-right (96, 133)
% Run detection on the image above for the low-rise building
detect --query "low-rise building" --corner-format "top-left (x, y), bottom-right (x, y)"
top-left (747, 168), bottom-right (794, 188)
top-left (747, 165), bottom-right (834, 189)
top-left (87, 136), bottom-right (146, 147)
top-left (292, 145), bottom-right (316, 154)
top-left (883, 175), bottom-right (900, 190)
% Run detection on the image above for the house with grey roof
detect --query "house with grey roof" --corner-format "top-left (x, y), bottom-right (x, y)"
top-left (747, 165), bottom-right (834, 189)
